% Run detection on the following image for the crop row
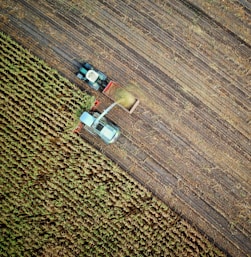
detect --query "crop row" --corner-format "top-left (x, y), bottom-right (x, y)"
top-left (0, 32), bottom-right (76, 90)
top-left (0, 56), bottom-right (92, 115)
top-left (0, 31), bottom-right (225, 256)
top-left (1, 136), bottom-right (223, 256)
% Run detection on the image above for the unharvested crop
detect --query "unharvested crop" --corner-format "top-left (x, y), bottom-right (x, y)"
top-left (0, 32), bottom-right (225, 256)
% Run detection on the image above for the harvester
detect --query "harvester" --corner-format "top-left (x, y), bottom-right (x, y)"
top-left (78, 102), bottom-right (120, 144)
top-left (76, 62), bottom-right (139, 144)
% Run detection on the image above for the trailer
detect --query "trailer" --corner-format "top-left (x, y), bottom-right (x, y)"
top-left (102, 81), bottom-right (139, 114)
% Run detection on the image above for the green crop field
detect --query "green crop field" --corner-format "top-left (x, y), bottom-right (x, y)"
top-left (0, 31), bottom-right (225, 256)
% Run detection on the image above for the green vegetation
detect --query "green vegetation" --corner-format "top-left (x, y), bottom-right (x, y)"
top-left (0, 31), bottom-right (225, 256)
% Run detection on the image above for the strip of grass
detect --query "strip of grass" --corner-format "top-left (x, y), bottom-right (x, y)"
top-left (0, 31), bottom-right (225, 256)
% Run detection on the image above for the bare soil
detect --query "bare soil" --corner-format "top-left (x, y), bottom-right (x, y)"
top-left (0, 0), bottom-right (250, 256)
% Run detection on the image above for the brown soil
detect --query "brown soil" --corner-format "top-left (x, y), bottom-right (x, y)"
top-left (0, 0), bottom-right (250, 256)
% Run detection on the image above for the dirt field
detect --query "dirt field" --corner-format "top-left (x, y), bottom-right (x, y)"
top-left (0, 32), bottom-right (227, 256)
top-left (0, 0), bottom-right (250, 256)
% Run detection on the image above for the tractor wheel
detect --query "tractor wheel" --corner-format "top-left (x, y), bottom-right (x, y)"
top-left (98, 71), bottom-right (107, 81)
top-left (83, 62), bottom-right (93, 70)
top-left (79, 67), bottom-right (87, 75)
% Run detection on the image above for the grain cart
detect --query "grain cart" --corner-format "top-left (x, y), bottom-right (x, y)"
top-left (77, 62), bottom-right (139, 114)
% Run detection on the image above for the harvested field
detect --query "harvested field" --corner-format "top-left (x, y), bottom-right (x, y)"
top-left (0, 0), bottom-right (250, 256)
top-left (0, 32), bottom-right (226, 257)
